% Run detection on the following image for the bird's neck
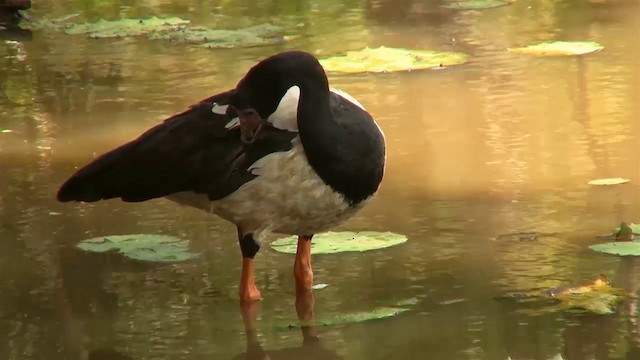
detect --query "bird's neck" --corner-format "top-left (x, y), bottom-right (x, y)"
top-left (296, 79), bottom-right (339, 159)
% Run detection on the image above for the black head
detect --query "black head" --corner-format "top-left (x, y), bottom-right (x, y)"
top-left (230, 51), bottom-right (329, 119)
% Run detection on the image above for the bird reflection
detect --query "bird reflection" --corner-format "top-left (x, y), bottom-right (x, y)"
top-left (233, 289), bottom-right (342, 360)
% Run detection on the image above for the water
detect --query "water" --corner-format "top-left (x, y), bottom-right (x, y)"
top-left (1, 0), bottom-right (640, 359)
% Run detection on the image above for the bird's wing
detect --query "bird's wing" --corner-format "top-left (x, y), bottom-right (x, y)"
top-left (57, 90), bottom-right (297, 203)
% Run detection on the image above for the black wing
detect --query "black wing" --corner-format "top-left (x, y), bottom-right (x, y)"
top-left (57, 90), bottom-right (297, 203)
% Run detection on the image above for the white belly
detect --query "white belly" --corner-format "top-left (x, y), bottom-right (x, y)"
top-left (167, 137), bottom-right (366, 240)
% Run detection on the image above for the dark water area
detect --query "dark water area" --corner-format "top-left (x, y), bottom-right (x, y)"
top-left (1, 0), bottom-right (640, 359)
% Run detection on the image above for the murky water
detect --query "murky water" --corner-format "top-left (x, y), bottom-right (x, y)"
top-left (1, 0), bottom-right (640, 359)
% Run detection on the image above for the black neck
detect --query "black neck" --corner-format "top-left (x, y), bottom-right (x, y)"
top-left (296, 79), bottom-right (384, 205)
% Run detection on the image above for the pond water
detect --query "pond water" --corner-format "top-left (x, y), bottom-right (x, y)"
top-left (1, 0), bottom-right (640, 359)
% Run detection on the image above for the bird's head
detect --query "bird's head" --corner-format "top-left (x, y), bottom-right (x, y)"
top-left (228, 51), bottom-right (329, 141)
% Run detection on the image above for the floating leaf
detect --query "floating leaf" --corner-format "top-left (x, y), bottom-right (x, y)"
top-left (270, 231), bottom-right (408, 255)
top-left (76, 234), bottom-right (200, 262)
top-left (149, 24), bottom-right (284, 48)
top-left (318, 46), bottom-right (469, 74)
top-left (587, 177), bottom-right (630, 186)
top-left (589, 241), bottom-right (640, 256)
top-left (442, 0), bottom-right (510, 10)
top-left (64, 17), bottom-right (189, 38)
top-left (508, 41), bottom-right (604, 56)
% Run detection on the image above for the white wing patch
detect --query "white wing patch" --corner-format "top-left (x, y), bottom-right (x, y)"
top-left (330, 87), bottom-right (366, 110)
top-left (225, 117), bottom-right (240, 129)
top-left (268, 86), bottom-right (300, 132)
top-left (266, 86), bottom-right (367, 132)
top-left (211, 103), bottom-right (228, 115)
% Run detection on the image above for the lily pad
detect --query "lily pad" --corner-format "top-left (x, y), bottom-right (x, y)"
top-left (442, 0), bottom-right (510, 10)
top-left (76, 234), bottom-right (200, 262)
top-left (587, 177), bottom-right (630, 186)
top-left (270, 231), bottom-right (408, 255)
top-left (318, 46), bottom-right (469, 74)
top-left (149, 24), bottom-right (283, 48)
top-left (508, 41), bottom-right (604, 56)
top-left (64, 17), bottom-right (189, 38)
top-left (589, 241), bottom-right (640, 256)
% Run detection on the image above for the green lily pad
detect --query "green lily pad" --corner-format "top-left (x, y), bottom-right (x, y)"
top-left (318, 46), bottom-right (469, 74)
top-left (270, 231), bottom-right (408, 255)
top-left (589, 241), bottom-right (640, 256)
top-left (149, 24), bottom-right (283, 48)
top-left (64, 17), bottom-right (190, 38)
top-left (76, 234), bottom-right (200, 262)
top-left (587, 177), bottom-right (630, 185)
top-left (508, 41), bottom-right (604, 56)
top-left (442, 0), bottom-right (510, 10)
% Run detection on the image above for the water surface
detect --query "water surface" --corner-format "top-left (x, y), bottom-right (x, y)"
top-left (1, 0), bottom-right (640, 359)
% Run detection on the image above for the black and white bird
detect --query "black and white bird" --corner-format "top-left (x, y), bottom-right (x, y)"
top-left (57, 50), bottom-right (386, 302)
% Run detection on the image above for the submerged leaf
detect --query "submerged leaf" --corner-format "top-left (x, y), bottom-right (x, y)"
top-left (64, 17), bottom-right (189, 38)
top-left (442, 0), bottom-right (510, 10)
top-left (318, 46), bottom-right (468, 74)
top-left (587, 177), bottom-right (630, 186)
top-left (149, 24), bottom-right (283, 48)
top-left (293, 297), bottom-right (418, 328)
top-left (500, 275), bottom-right (626, 315)
top-left (556, 291), bottom-right (624, 315)
top-left (508, 41), bottom-right (604, 56)
top-left (76, 234), bottom-right (200, 262)
top-left (589, 241), bottom-right (640, 256)
top-left (313, 307), bottom-right (409, 326)
top-left (271, 231), bottom-right (408, 255)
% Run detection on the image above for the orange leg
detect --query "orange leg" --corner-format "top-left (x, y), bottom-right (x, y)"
top-left (294, 235), bottom-right (314, 291)
top-left (239, 258), bottom-right (261, 303)
top-left (238, 228), bottom-right (261, 303)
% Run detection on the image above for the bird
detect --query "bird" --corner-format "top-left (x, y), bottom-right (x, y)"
top-left (56, 50), bottom-right (386, 303)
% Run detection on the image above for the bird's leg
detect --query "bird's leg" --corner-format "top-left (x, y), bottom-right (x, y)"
top-left (238, 228), bottom-right (261, 303)
top-left (294, 235), bottom-right (314, 291)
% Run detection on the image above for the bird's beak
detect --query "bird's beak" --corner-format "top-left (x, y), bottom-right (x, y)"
top-left (235, 107), bottom-right (265, 144)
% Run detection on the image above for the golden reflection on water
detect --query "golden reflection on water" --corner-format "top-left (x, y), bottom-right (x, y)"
top-left (1, 0), bottom-right (640, 359)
